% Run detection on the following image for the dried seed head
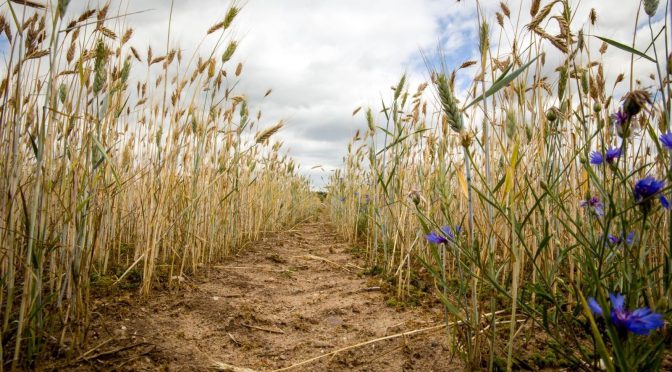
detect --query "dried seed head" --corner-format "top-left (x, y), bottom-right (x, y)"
top-left (255, 120), bottom-right (284, 144)
top-left (530, 0), bottom-right (541, 17)
top-left (207, 58), bottom-right (215, 77)
top-left (589, 8), bottom-right (597, 25)
top-left (500, 2), bottom-right (510, 17)
top-left (98, 26), bottom-right (116, 40)
top-left (207, 20), bottom-right (225, 34)
top-left (407, 189), bottom-right (425, 206)
top-left (459, 60), bottom-right (477, 69)
top-left (4, 23), bottom-right (11, 42)
top-left (615, 73), bottom-right (624, 85)
top-left (121, 28), bottom-right (133, 44)
top-left (130, 46), bottom-right (141, 62)
top-left (528, 1), bottom-right (559, 30)
top-left (78, 9), bottom-right (95, 22)
top-left (97, 3), bottom-right (109, 28)
top-left (66, 41), bottom-right (76, 63)
top-left (460, 131), bottom-right (474, 148)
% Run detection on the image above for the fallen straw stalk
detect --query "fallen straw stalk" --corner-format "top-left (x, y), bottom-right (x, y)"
top-left (273, 321), bottom-right (453, 371)
top-left (272, 309), bottom-right (507, 371)
top-left (211, 322), bottom-right (447, 372)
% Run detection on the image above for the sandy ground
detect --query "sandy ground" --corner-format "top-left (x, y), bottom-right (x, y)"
top-left (52, 219), bottom-right (461, 371)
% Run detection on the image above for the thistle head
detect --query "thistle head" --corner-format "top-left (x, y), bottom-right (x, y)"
top-left (622, 90), bottom-right (651, 117)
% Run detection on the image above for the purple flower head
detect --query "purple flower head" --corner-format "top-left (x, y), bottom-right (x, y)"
top-left (425, 231), bottom-right (448, 245)
top-left (605, 148), bottom-right (621, 163)
top-left (634, 177), bottom-right (666, 210)
top-left (589, 293), bottom-right (665, 336)
top-left (660, 132), bottom-right (672, 150)
top-left (440, 225), bottom-right (462, 240)
top-left (339, 196), bottom-right (346, 203)
top-left (611, 109), bottom-right (630, 127)
top-left (589, 147), bottom-right (621, 166)
top-left (611, 109), bottom-right (632, 138)
top-left (580, 196), bottom-right (605, 216)
top-left (588, 297), bottom-right (603, 316)
top-left (589, 151), bottom-right (604, 165)
top-left (607, 231), bottom-right (635, 247)
top-left (609, 293), bottom-right (664, 336)
top-left (425, 225), bottom-right (461, 245)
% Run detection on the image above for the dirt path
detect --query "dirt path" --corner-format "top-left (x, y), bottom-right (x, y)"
top-left (65, 218), bottom-right (459, 371)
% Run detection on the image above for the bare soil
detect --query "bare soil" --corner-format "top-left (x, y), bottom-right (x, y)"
top-left (50, 218), bottom-right (460, 371)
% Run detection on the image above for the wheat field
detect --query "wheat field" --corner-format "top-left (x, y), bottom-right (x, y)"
top-left (1, 0), bottom-right (671, 371)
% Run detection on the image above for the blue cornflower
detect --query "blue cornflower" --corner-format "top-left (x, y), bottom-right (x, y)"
top-left (580, 196), bottom-right (604, 216)
top-left (440, 225), bottom-right (461, 240)
top-left (339, 196), bottom-right (346, 203)
top-left (660, 132), bottom-right (672, 150)
top-left (587, 293), bottom-right (664, 335)
top-left (607, 231), bottom-right (635, 247)
top-left (588, 297), bottom-right (602, 315)
top-left (425, 231), bottom-right (448, 245)
top-left (611, 109), bottom-right (629, 126)
top-left (634, 177), bottom-right (668, 209)
top-left (589, 147), bottom-right (621, 165)
top-left (611, 109), bottom-right (632, 138)
top-left (425, 225), bottom-right (460, 245)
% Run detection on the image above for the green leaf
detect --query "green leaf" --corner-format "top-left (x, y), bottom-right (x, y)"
top-left (594, 35), bottom-right (656, 63)
top-left (464, 55), bottom-right (539, 110)
top-left (376, 129), bottom-right (428, 156)
top-left (92, 135), bottom-right (121, 187)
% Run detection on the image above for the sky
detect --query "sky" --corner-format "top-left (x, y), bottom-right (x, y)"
top-left (3, 0), bottom-right (668, 189)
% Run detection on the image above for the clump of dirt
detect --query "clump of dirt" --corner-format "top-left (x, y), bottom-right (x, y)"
top-left (45, 219), bottom-right (461, 371)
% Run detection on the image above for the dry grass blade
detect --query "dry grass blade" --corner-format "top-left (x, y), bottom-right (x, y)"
top-left (241, 323), bottom-right (285, 334)
top-left (271, 323), bottom-right (453, 371)
top-left (212, 361), bottom-right (258, 372)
